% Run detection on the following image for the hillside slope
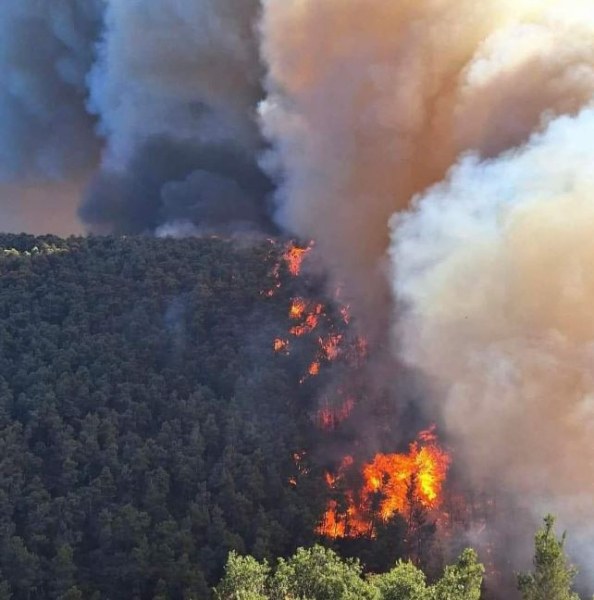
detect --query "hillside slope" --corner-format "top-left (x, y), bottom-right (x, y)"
top-left (0, 234), bottom-right (329, 599)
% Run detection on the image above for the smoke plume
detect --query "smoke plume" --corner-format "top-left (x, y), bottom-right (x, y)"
top-left (3, 0), bottom-right (594, 577)
top-left (259, 0), bottom-right (594, 580)
top-left (391, 106), bottom-right (594, 565)
top-left (0, 0), bottom-right (272, 235)
top-left (259, 0), bottom-right (594, 320)
top-left (80, 0), bottom-right (273, 234)
top-left (0, 0), bottom-right (103, 226)
top-left (0, 0), bottom-right (103, 181)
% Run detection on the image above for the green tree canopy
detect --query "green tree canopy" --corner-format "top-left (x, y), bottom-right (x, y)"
top-left (517, 515), bottom-right (580, 600)
top-left (214, 551), bottom-right (270, 600)
top-left (270, 546), bottom-right (377, 600)
top-left (431, 549), bottom-right (483, 600)
top-left (215, 545), bottom-right (486, 600)
top-left (371, 560), bottom-right (428, 600)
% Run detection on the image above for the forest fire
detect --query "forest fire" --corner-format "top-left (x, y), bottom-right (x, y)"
top-left (340, 306), bottom-right (351, 325)
top-left (317, 428), bottom-right (451, 539)
top-left (316, 396), bottom-right (355, 430)
top-left (319, 334), bottom-right (342, 361)
top-left (274, 338), bottom-right (290, 354)
top-left (262, 241), bottom-right (313, 297)
top-left (271, 242), bottom-right (362, 383)
top-left (284, 242), bottom-right (313, 276)
top-left (289, 299), bottom-right (324, 336)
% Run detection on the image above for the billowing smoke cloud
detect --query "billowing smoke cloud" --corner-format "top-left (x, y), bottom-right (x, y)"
top-left (2, 0), bottom-right (594, 578)
top-left (0, 0), bottom-right (273, 235)
top-left (0, 0), bottom-right (103, 227)
top-left (0, 0), bottom-right (103, 181)
top-left (80, 0), bottom-right (274, 235)
top-left (391, 104), bottom-right (594, 579)
top-left (259, 0), bottom-right (594, 322)
top-left (81, 138), bottom-right (272, 235)
top-left (259, 0), bottom-right (594, 580)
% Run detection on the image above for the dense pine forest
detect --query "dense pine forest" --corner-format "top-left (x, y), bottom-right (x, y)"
top-left (0, 234), bottom-right (335, 599)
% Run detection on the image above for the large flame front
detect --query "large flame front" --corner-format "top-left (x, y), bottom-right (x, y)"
top-left (317, 428), bottom-right (451, 539)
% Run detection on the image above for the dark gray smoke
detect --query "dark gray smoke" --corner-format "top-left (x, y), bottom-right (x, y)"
top-left (81, 0), bottom-right (272, 235)
top-left (0, 0), bottom-right (273, 235)
top-left (0, 0), bottom-right (103, 181)
top-left (80, 138), bottom-right (274, 235)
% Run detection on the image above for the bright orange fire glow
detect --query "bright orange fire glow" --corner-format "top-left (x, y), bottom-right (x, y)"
top-left (289, 300), bottom-right (324, 337)
top-left (317, 428), bottom-right (451, 539)
top-left (274, 264), bottom-right (362, 383)
top-left (308, 361), bottom-right (321, 376)
top-left (274, 338), bottom-right (290, 354)
top-left (289, 298), bottom-right (307, 320)
top-left (284, 242), bottom-right (313, 276)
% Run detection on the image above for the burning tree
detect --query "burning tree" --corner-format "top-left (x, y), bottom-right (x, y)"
top-left (317, 429), bottom-right (451, 543)
top-left (268, 239), bottom-right (454, 572)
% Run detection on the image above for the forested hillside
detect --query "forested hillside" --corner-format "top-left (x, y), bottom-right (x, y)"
top-left (0, 234), bottom-right (331, 599)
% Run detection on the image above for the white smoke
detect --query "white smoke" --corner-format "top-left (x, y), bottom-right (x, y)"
top-left (390, 89), bottom-right (594, 584)
top-left (258, 0), bottom-right (594, 323)
top-left (1, 0), bottom-right (594, 581)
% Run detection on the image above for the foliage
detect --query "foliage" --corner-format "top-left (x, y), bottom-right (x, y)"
top-left (214, 551), bottom-right (270, 600)
top-left (270, 545), bottom-right (377, 600)
top-left (215, 545), bottom-right (484, 600)
top-left (371, 560), bottom-right (428, 600)
top-left (0, 234), bottom-right (328, 599)
top-left (517, 515), bottom-right (580, 600)
top-left (431, 549), bottom-right (483, 600)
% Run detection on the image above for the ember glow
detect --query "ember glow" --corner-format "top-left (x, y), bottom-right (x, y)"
top-left (289, 300), bottom-right (324, 337)
top-left (317, 428), bottom-right (451, 539)
top-left (284, 242), bottom-right (313, 277)
top-left (308, 361), bottom-right (321, 376)
top-left (339, 306), bottom-right (351, 325)
top-left (316, 396), bottom-right (355, 431)
top-left (319, 334), bottom-right (342, 361)
top-left (273, 338), bottom-right (290, 354)
top-left (289, 298), bottom-right (307, 320)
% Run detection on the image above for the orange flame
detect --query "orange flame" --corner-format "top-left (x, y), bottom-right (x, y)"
top-left (308, 361), bottom-right (321, 376)
top-left (274, 338), bottom-right (290, 354)
top-left (317, 428), bottom-right (451, 539)
top-left (289, 300), bottom-right (324, 337)
top-left (289, 298), bottom-right (307, 320)
top-left (284, 242), bottom-right (313, 276)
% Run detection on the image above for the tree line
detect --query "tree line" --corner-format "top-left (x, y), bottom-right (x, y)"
top-left (214, 515), bottom-right (583, 600)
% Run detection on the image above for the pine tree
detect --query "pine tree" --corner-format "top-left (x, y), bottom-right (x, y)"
top-left (517, 515), bottom-right (580, 600)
